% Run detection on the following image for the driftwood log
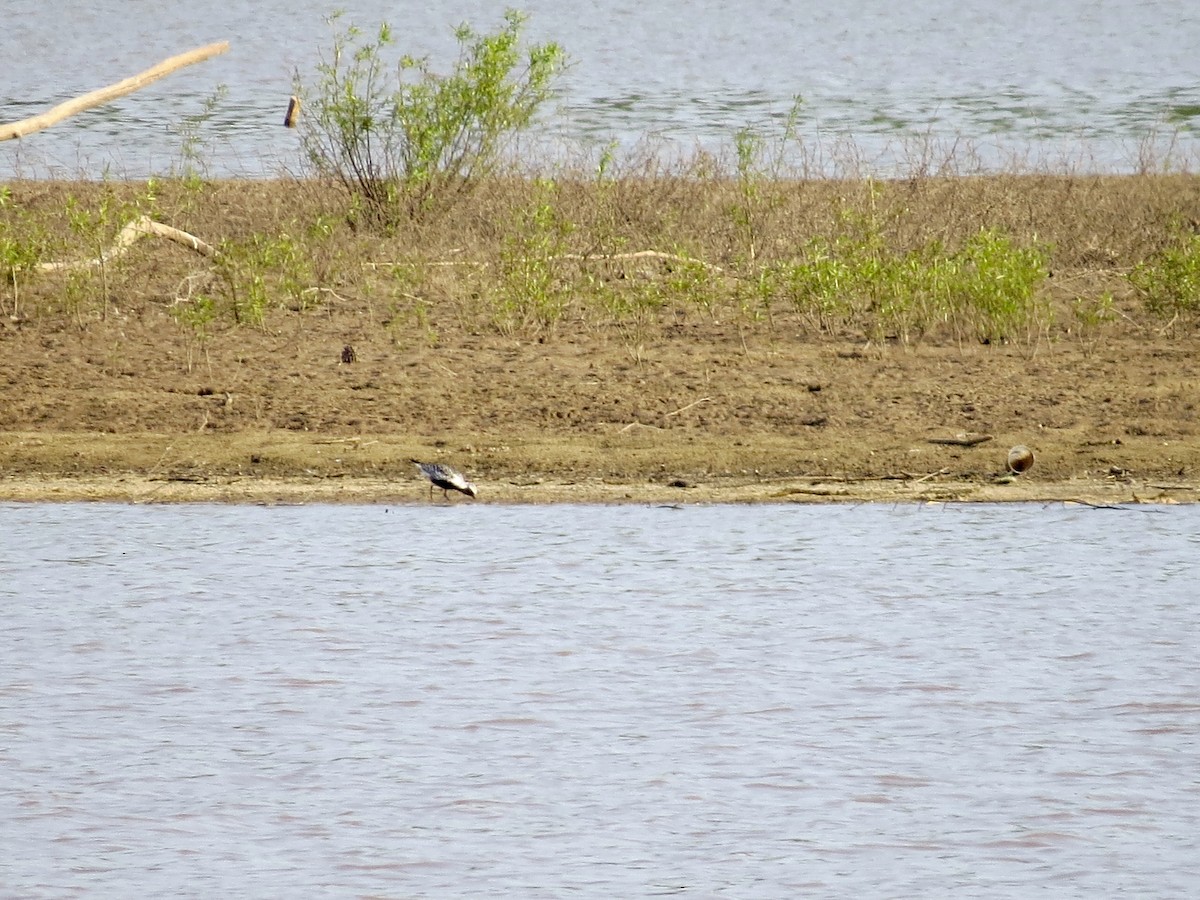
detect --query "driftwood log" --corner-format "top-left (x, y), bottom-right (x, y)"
top-left (0, 42), bottom-right (229, 142)
top-left (38, 216), bottom-right (216, 272)
top-left (927, 433), bottom-right (994, 448)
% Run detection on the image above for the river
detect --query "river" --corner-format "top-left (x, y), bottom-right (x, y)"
top-left (2, 500), bottom-right (1198, 897)
top-left (2, 0), bottom-right (1199, 177)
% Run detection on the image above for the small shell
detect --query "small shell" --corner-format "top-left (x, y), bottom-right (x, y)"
top-left (1007, 445), bottom-right (1035, 474)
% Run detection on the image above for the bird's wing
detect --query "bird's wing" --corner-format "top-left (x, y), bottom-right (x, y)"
top-left (414, 461), bottom-right (441, 480)
top-left (442, 467), bottom-right (470, 489)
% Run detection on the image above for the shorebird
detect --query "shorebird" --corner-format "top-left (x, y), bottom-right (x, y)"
top-left (411, 459), bottom-right (478, 500)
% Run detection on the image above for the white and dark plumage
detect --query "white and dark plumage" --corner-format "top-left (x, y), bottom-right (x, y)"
top-left (411, 459), bottom-right (478, 500)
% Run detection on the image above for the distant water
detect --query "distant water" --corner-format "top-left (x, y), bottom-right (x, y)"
top-left (2, 0), bottom-right (1199, 178)
top-left (3, 501), bottom-right (1199, 898)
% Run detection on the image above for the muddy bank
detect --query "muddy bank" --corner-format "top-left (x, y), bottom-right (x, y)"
top-left (2, 176), bottom-right (1198, 504)
top-left (1, 424), bottom-right (1196, 506)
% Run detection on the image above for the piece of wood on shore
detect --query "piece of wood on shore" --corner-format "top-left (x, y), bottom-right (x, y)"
top-left (927, 433), bottom-right (993, 447)
top-left (0, 42), bottom-right (229, 142)
top-left (37, 215), bottom-right (216, 272)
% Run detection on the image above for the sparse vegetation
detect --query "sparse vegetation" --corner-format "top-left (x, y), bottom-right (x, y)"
top-left (1128, 226), bottom-right (1200, 323)
top-left (0, 186), bottom-right (49, 320)
top-left (171, 84), bottom-right (229, 179)
top-left (0, 165), bottom-right (1196, 348)
top-left (492, 177), bottom-right (575, 335)
top-left (0, 12), bottom-right (1197, 354)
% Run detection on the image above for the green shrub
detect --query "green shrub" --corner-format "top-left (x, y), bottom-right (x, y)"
top-left (765, 226), bottom-right (1049, 342)
top-left (298, 9), bottom-right (566, 224)
top-left (493, 178), bottom-right (574, 334)
top-left (0, 190), bottom-right (49, 319)
top-left (772, 237), bottom-right (861, 332)
top-left (210, 231), bottom-right (314, 326)
top-left (728, 97), bottom-right (802, 262)
top-left (171, 84), bottom-right (229, 178)
top-left (949, 229), bottom-right (1050, 342)
top-left (1129, 232), bottom-right (1200, 320)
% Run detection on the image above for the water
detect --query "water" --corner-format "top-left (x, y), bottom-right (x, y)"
top-left (2, 501), bottom-right (1199, 897)
top-left (2, 0), bottom-right (1199, 178)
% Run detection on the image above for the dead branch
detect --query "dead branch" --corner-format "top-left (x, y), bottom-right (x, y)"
top-left (1064, 498), bottom-right (1131, 510)
top-left (776, 485), bottom-right (850, 497)
top-left (300, 286), bottom-right (353, 304)
top-left (927, 433), bottom-right (993, 447)
top-left (38, 215), bottom-right (216, 272)
top-left (913, 467), bottom-right (952, 483)
top-left (170, 271), bottom-right (216, 304)
top-left (365, 249), bottom-right (725, 273)
top-left (1, 42), bottom-right (229, 141)
top-left (664, 397), bottom-right (712, 417)
top-left (561, 250), bottom-right (725, 273)
top-left (314, 437), bottom-right (378, 447)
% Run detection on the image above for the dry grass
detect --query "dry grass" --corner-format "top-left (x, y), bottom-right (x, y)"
top-left (4, 164), bottom-right (1198, 348)
top-left (3, 165), bottom-right (1200, 502)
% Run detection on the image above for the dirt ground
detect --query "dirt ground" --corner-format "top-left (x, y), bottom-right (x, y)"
top-left (2, 176), bottom-right (1198, 505)
top-left (2, 307), bottom-right (1198, 505)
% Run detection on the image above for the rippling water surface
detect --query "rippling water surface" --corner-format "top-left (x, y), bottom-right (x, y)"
top-left (2, 0), bottom-right (1199, 176)
top-left (3, 501), bottom-right (1199, 897)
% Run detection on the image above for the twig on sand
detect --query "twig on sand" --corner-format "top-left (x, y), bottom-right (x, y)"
top-left (366, 249), bottom-right (724, 273)
top-left (927, 433), bottom-right (993, 447)
top-left (1064, 498), bottom-right (1131, 510)
top-left (301, 286), bottom-right (353, 304)
top-left (913, 467), bottom-right (952, 483)
top-left (620, 397), bottom-right (710, 433)
top-left (314, 437), bottom-right (378, 447)
top-left (560, 250), bottom-right (725, 273)
top-left (664, 397), bottom-right (712, 418)
top-left (776, 485), bottom-right (850, 497)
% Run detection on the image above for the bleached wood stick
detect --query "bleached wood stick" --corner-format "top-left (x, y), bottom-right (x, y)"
top-left (927, 433), bottom-right (993, 447)
top-left (37, 215), bottom-right (216, 272)
top-left (561, 250), bottom-right (725, 273)
top-left (365, 250), bottom-right (724, 273)
top-left (664, 397), bottom-right (712, 417)
top-left (0, 42), bottom-right (229, 142)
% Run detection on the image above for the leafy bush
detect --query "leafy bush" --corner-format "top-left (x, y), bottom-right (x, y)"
top-left (493, 178), bottom-right (574, 334)
top-left (728, 97), bottom-right (803, 261)
top-left (765, 226), bottom-right (1049, 342)
top-left (175, 231), bottom-right (316, 328)
top-left (298, 9), bottom-right (566, 224)
top-left (950, 229), bottom-right (1050, 342)
top-left (1129, 232), bottom-right (1200, 320)
top-left (0, 190), bottom-right (49, 319)
top-left (770, 236), bottom-right (861, 332)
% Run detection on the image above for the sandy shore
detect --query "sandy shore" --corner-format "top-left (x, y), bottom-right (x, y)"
top-left (3, 178), bottom-right (1199, 505)
top-left (3, 469), bottom-right (1193, 507)
top-left (3, 427), bottom-right (1198, 505)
